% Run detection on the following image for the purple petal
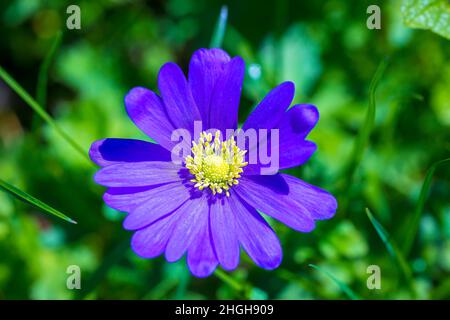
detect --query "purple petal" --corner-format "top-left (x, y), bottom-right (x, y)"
top-left (235, 175), bottom-right (316, 232)
top-left (209, 57), bottom-right (245, 133)
top-left (104, 184), bottom-right (170, 212)
top-left (131, 213), bottom-right (179, 258)
top-left (94, 161), bottom-right (182, 187)
top-left (281, 104), bottom-right (319, 139)
top-left (278, 140), bottom-right (317, 169)
top-left (281, 173), bottom-right (337, 220)
top-left (158, 62), bottom-right (201, 134)
top-left (229, 192), bottom-right (282, 269)
top-left (165, 195), bottom-right (208, 262)
top-left (187, 215), bottom-right (218, 278)
top-left (274, 104), bottom-right (319, 168)
top-left (189, 48), bottom-right (230, 127)
top-left (123, 182), bottom-right (191, 230)
top-left (125, 87), bottom-right (176, 151)
top-left (244, 104), bottom-right (320, 174)
top-left (89, 138), bottom-right (171, 167)
top-left (210, 197), bottom-right (240, 270)
top-left (242, 82), bottom-right (295, 131)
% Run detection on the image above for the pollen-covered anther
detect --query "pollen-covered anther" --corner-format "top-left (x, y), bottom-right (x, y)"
top-left (185, 131), bottom-right (248, 197)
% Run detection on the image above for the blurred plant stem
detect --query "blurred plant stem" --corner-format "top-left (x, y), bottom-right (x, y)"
top-left (402, 158), bottom-right (450, 257)
top-left (214, 269), bottom-right (252, 299)
top-left (309, 264), bottom-right (361, 300)
top-left (274, 0), bottom-right (287, 86)
top-left (210, 6), bottom-right (228, 48)
top-left (337, 57), bottom-right (389, 215)
top-left (366, 208), bottom-right (416, 298)
top-left (0, 65), bottom-right (92, 165)
top-left (35, 31), bottom-right (63, 115)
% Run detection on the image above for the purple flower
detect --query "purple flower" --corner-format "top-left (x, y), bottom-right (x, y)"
top-left (89, 48), bottom-right (337, 277)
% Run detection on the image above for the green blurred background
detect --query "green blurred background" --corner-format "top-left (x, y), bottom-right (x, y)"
top-left (0, 0), bottom-right (449, 299)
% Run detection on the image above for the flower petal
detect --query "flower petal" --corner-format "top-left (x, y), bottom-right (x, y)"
top-left (89, 138), bottom-right (171, 167)
top-left (229, 192), bottom-right (282, 269)
top-left (189, 48), bottom-right (230, 127)
top-left (131, 213), bottom-right (178, 258)
top-left (242, 82), bottom-right (295, 131)
top-left (209, 57), bottom-right (245, 133)
top-left (281, 104), bottom-right (319, 139)
top-left (165, 195), bottom-right (208, 262)
top-left (210, 197), bottom-right (240, 270)
top-left (278, 140), bottom-right (317, 169)
top-left (281, 173), bottom-right (337, 220)
top-left (104, 184), bottom-right (170, 212)
top-left (187, 213), bottom-right (218, 278)
top-left (243, 104), bottom-right (320, 174)
top-left (235, 175), bottom-right (316, 232)
top-left (274, 104), bottom-right (319, 168)
top-left (158, 62), bottom-right (201, 134)
top-left (123, 182), bottom-right (192, 230)
top-left (125, 87), bottom-right (176, 151)
top-left (94, 161), bottom-right (183, 187)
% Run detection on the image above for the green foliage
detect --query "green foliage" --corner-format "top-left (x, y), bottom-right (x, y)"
top-left (402, 0), bottom-right (450, 39)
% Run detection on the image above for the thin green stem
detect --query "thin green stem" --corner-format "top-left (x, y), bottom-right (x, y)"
top-left (210, 6), bottom-right (228, 48)
top-left (0, 65), bottom-right (91, 165)
top-left (402, 158), bottom-right (450, 256)
top-left (36, 31), bottom-right (63, 109)
top-left (0, 178), bottom-right (77, 224)
top-left (366, 208), bottom-right (416, 298)
top-left (309, 264), bottom-right (361, 300)
top-left (346, 57), bottom-right (389, 181)
top-left (214, 269), bottom-right (243, 292)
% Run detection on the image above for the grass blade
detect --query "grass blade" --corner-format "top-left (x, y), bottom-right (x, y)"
top-left (402, 158), bottom-right (450, 256)
top-left (0, 65), bottom-right (91, 164)
top-left (309, 264), bottom-right (360, 300)
top-left (210, 6), bottom-right (228, 48)
top-left (365, 208), bottom-right (415, 296)
top-left (0, 178), bottom-right (77, 224)
top-left (36, 31), bottom-right (63, 108)
top-left (346, 57), bottom-right (389, 180)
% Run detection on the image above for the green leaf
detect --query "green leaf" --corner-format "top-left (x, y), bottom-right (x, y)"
top-left (401, 0), bottom-right (450, 40)
top-left (0, 178), bottom-right (77, 224)
top-left (308, 264), bottom-right (360, 300)
top-left (210, 6), bottom-right (228, 48)
top-left (402, 158), bottom-right (450, 256)
top-left (0, 65), bottom-right (91, 165)
top-left (365, 208), bottom-right (415, 296)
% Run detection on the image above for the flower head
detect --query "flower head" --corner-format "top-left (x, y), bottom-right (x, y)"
top-left (90, 48), bottom-right (337, 277)
top-left (186, 131), bottom-right (247, 196)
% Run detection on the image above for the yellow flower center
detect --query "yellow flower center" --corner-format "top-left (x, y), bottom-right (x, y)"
top-left (185, 131), bottom-right (248, 197)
